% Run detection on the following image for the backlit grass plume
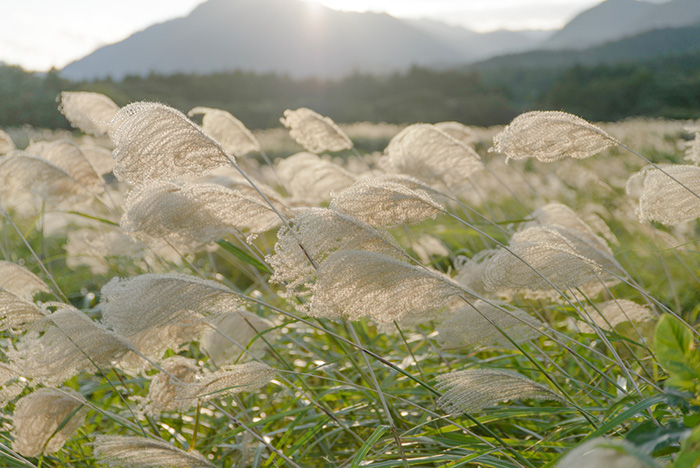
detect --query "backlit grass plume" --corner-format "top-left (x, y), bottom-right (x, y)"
top-left (626, 164), bottom-right (700, 225)
top-left (267, 208), bottom-right (406, 305)
top-left (0, 154), bottom-right (95, 210)
top-left (0, 288), bottom-right (43, 332)
top-left (121, 180), bottom-right (281, 249)
top-left (100, 274), bottom-right (242, 372)
top-left (310, 250), bottom-right (465, 323)
top-left (109, 102), bottom-right (232, 184)
top-left (188, 106), bottom-right (261, 157)
top-left (436, 300), bottom-right (541, 350)
top-left (0, 261), bottom-right (50, 300)
top-left (7, 304), bottom-right (133, 386)
top-left (434, 121), bottom-right (477, 146)
top-left (579, 300), bottom-right (655, 334)
top-left (58, 91), bottom-right (120, 136)
top-left (436, 368), bottom-right (561, 414)
top-left (491, 111), bottom-right (616, 162)
top-left (25, 140), bottom-right (104, 194)
top-left (280, 107), bottom-right (353, 153)
top-left (276, 152), bottom-right (357, 203)
top-left (554, 438), bottom-right (653, 468)
top-left (140, 356), bottom-right (198, 418)
top-left (330, 176), bottom-right (444, 228)
top-left (0, 129), bottom-right (15, 154)
top-left (382, 123), bottom-right (482, 189)
top-left (201, 310), bottom-right (275, 364)
top-left (78, 144), bottom-right (115, 176)
top-left (93, 435), bottom-right (216, 468)
top-left (12, 387), bottom-right (87, 458)
top-left (173, 361), bottom-right (275, 411)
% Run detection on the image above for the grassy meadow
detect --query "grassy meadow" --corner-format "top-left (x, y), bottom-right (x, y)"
top-left (0, 95), bottom-right (699, 468)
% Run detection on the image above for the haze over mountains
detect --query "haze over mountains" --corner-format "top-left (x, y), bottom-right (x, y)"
top-left (61, 0), bottom-right (700, 81)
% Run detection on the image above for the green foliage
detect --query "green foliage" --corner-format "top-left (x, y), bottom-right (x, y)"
top-left (655, 314), bottom-right (700, 393)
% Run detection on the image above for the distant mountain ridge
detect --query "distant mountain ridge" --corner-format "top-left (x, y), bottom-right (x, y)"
top-left (544, 0), bottom-right (700, 49)
top-left (60, 0), bottom-right (548, 80)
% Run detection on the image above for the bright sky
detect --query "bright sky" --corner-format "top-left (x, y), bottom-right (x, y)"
top-left (0, 0), bottom-right (654, 72)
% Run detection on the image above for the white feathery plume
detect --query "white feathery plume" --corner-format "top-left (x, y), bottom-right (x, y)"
top-left (280, 107), bottom-right (352, 153)
top-left (0, 260), bottom-right (50, 300)
top-left (0, 129), bottom-right (15, 154)
top-left (410, 235), bottom-right (450, 264)
top-left (0, 362), bottom-right (25, 408)
top-left (276, 152), bottom-right (357, 203)
top-left (0, 153), bottom-right (94, 210)
top-left (141, 356), bottom-right (198, 418)
top-left (201, 310), bottom-right (275, 364)
top-left (452, 250), bottom-right (499, 297)
top-left (173, 361), bottom-right (274, 411)
top-left (554, 438), bottom-right (653, 468)
top-left (490, 111), bottom-right (616, 162)
top-left (7, 303), bottom-right (133, 386)
top-left (93, 435), bottom-right (216, 468)
top-left (267, 208), bottom-right (406, 305)
top-left (0, 288), bottom-right (44, 332)
top-left (79, 144), bottom-right (115, 176)
top-left (685, 127), bottom-right (700, 165)
top-left (434, 121), bottom-right (477, 146)
top-left (329, 177), bottom-right (444, 228)
top-left (12, 388), bottom-right (87, 457)
top-left (310, 250), bottom-right (464, 323)
top-left (437, 300), bottom-right (541, 350)
top-left (436, 369), bottom-right (561, 414)
top-left (188, 106), bottom-right (261, 157)
top-left (579, 300), bottom-right (655, 334)
top-left (381, 123), bottom-right (482, 189)
top-left (626, 164), bottom-right (700, 225)
top-left (483, 225), bottom-right (623, 300)
top-left (25, 140), bottom-right (104, 194)
top-left (121, 180), bottom-right (281, 249)
top-left (65, 227), bottom-right (144, 275)
top-left (58, 91), bottom-right (120, 136)
top-left (200, 167), bottom-right (285, 206)
top-left (108, 102), bottom-right (232, 184)
top-left (100, 274), bottom-right (242, 373)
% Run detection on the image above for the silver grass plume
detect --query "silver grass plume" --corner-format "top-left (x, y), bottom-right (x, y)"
top-left (280, 107), bottom-right (352, 153)
top-left (276, 152), bottom-right (357, 203)
top-left (437, 300), bottom-right (541, 350)
top-left (436, 369), bottom-right (561, 414)
top-left (12, 388), bottom-right (87, 457)
top-left (329, 176), bottom-right (444, 228)
top-left (0, 362), bottom-right (25, 408)
top-left (0, 129), bottom-right (15, 154)
top-left (626, 164), bottom-right (700, 225)
top-left (310, 250), bottom-right (464, 323)
top-left (65, 227), bottom-right (143, 275)
top-left (100, 274), bottom-right (242, 373)
top-left (0, 153), bottom-right (94, 210)
top-left (26, 140), bottom-right (105, 193)
top-left (93, 435), bottom-right (216, 468)
top-left (79, 144), bottom-right (115, 176)
top-left (0, 288), bottom-right (44, 332)
top-left (555, 438), bottom-right (653, 468)
top-left (121, 180), bottom-right (281, 249)
top-left (109, 102), bottom-right (232, 184)
top-left (685, 127), bottom-right (700, 165)
top-left (59, 91), bottom-right (120, 136)
top-left (141, 356), bottom-right (198, 418)
top-left (453, 250), bottom-right (499, 297)
top-left (382, 123), bottom-right (482, 189)
top-left (7, 303), bottom-right (133, 386)
top-left (483, 225), bottom-right (623, 300)
top-left (267, 208), bottom-right (406, 306)
top-left (0, 260), bottom-right (50, 300)
top-left (188, 106), bottom-right (261, 157)
top-left (173, 361), bottom-right (274, 411)
top-left (490, 111), bottom-right (616, 162)
top-left (434, 121), bottom-right (477, 146)
top-left (579, 300), bottom-right (655, 334)
top-left (200, 167), bottom-right (285, 207)
top-left (201, 310), bottom-right (275, 365)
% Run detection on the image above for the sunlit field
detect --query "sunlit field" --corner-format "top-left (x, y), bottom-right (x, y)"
top-left (0, 93), bottom-right (699, 468)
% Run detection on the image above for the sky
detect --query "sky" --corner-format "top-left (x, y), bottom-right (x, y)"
top-left (0, 0), bottom-right (665, 72)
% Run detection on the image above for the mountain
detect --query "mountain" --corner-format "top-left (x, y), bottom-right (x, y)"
top-left (544, 0), bottom-right (700, 50)
top-left (62, 0), bottom-right (549, 81)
